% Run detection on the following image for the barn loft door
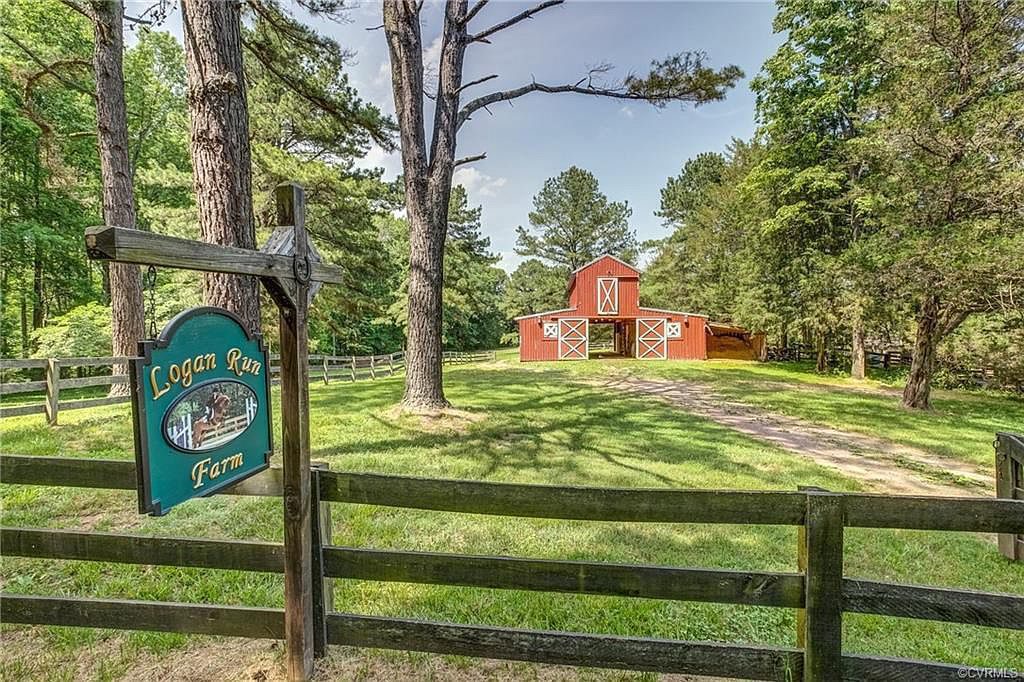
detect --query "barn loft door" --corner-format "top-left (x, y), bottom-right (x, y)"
top-left (596, 278), bottom-right (618, 315)
top-left (557, 318), bottom-right (589, 360)
top-left (636, 318), bottom-right (667, 359)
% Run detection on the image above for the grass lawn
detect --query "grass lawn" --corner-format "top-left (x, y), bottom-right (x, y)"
top-left (1, 360), bottom-right (1022, 680)
top-left (515, 351), bottom-right (1024, 471)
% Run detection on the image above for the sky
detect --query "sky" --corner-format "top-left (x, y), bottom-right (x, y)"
top-left (131, 1), bottom-right (782, 273)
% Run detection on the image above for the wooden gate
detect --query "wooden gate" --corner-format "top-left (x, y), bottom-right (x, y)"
top-left (636, 318), bottom-right (667, 359)
top-left (558, 319), bottom-right (588, 360)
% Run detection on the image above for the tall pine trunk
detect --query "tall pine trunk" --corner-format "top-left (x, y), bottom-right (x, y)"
top-left (403, 203), bottom-right (449, 408)
top-left (181, 0), bottom-right (260, 332)
top-left (91, 0), bottom-right (144, 395)
top-left (902, 294), bottom-right (940, 409)
top-left (850, 315), bottom-right (866, 380)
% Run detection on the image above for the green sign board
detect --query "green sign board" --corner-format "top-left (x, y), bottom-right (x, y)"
top-left (130, 307), bottom-right (273, 515)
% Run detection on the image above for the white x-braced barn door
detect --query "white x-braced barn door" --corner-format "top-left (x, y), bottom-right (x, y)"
top-left (557, 318), bottom-right (589, 360)
top-left (596, 278), bottom-right (618, 315)
top-left (636, 318), bottom-right (667, 359)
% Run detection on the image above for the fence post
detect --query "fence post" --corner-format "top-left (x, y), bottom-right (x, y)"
top-left (322, 356), bottom-right (329, 385)
top-left (369, 355), bottom-right (376, 380)
top-left (995, 433), bottom-right (1023, 561)
top-left (797, 487), bottom-right (844, 681)
top-left (388, 353), bottom-right (395, 376)
top-left (349, 356), bottom-right (356, 382)
top-left (45, 359), bottom-right (60, 425)
top-left (309, 462), bottom-right (333, 658)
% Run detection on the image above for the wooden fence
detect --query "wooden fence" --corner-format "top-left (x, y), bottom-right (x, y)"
top-left (766, 344), bottom-right (1020, 391)
top-left (1, 452), bottom-right (1022, 680)
top-left (767, 344), bottom-right (911, 369)
top-left (997, 432), bottom-right (1024, 561)
top-left (0, 350), bottom-right (495, 424)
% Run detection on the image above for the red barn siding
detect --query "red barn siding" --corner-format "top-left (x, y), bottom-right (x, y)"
top-left (518, 314), bottom-right (561, 361)
top-left (568, 256), bottom-right (641, 317)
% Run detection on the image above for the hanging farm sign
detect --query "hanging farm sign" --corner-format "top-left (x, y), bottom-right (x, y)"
top-left (130, 307), bottom-right (273, 515)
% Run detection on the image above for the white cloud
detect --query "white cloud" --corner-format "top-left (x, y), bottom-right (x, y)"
top-left (452, 166), bottom-right (507, 198)
top-left (353, 143), bottom-right (403, 181)
top-left (421, 35), bottom-right (444, 92)
top-left (618, 105), bottom-right (635, 119)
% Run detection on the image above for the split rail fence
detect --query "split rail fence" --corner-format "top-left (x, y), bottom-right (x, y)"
top-left (1, 450), bottom-right (1022, 681)
top-left (0, 350), bottom-right (495, 424)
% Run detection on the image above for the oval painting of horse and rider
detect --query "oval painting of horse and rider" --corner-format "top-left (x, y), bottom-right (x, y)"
top-left (130, 307), bottom-right (273, 516)
top-left (164, 380), bottom-right (258, 452)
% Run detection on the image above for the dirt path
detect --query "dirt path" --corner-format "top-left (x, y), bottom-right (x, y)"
top-left (600, 375), bottom-right (992, 497)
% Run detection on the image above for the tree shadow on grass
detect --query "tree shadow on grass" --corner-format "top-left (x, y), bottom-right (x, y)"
top-left (309, 367), bottom-right (854, 493)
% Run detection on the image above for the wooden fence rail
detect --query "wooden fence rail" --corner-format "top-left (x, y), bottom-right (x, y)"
top-left (996, 432), bottom-right (1024, 561)
top-left (0, 349), bottom-right (494, 424)
top-left (1, 452), bottom-right (1022, 680)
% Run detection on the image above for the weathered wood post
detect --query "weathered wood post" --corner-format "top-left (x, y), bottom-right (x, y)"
top-left (322, 356), bottom-right (329, 385)
top-left (369, 355), bottom-right (376, 380)
top-left (85, 181), bottom-right (343, 682)
top-left (797, 486), bottom-right (844, 681)
top-left (996, 433), bottom-right (1023, 561)
top-left (273, 184), bottom-right (315, 680)
top-left (349, 355), bottom-right (356, 382)
top-left (44, 359), bottom-right (60, 425)
top-left (309, 461), bottom-right (333, 657)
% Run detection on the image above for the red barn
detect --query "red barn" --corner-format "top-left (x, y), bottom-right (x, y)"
top-left (516, 254), bottom-right (709, 361)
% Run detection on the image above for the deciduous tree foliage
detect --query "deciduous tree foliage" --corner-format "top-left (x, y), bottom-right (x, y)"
top-left (645, 0), bottom-right (1023, 402)
top-left (855, 0), bottom-right (1024, 408)
top-left (502, 259), bottom-right (566, 323)
top-left (748, 0), bottom-right (883, 378)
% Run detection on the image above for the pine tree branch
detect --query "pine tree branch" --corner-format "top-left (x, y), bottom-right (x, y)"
top-left (458, 79), bottom-right (651, 128)
top-left (469, 0), bottom-right (564, 44)
top-left (2, 31), bottom-right (95, 100)
top-left (55, 0), bottom-right (93, 22)
top-left (454, 153), bottom-right (487, 167)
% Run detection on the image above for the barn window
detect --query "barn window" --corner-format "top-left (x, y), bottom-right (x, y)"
top-left (597, 278), bottom-right (618, 315)
top-left (666, 322), bottom-right (682, 338)
top-left (543, 322), bottom-right (558, 339)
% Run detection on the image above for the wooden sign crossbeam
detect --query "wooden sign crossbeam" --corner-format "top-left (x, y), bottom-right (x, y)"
top-left (85, 226), bottom-right (343, 284)
top-left (85, 183), bottom-right (330, 682)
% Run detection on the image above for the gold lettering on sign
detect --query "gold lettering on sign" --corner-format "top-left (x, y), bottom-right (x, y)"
top-left (148, 353), bottom-right (220, 401)
top-left (150, 365), bottom-right (169, 400)
top-left (226, 348), bottom-right (262, 377)
top-left (191, 453), bottom-right (245, 489)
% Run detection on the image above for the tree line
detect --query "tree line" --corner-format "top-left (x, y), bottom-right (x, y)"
top-left (3, 0), bottom-right (743, 411)
top-left (642, 0), bottom-right (1024, 408)
top-left (1, 0), bottom-right (505, 373)
top-left (4, 0), bottom-right (1019, 412)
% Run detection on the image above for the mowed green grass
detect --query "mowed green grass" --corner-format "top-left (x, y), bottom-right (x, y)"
top-left (1, 361), bottom-right (1022, 680)
top-left (517, 351), bottom-right (1024, 470)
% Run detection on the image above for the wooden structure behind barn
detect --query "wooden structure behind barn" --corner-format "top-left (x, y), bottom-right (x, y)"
top-left (516, 254), bottom-right (762, 362)
top-left (706, 322), bottom-right (766, 361)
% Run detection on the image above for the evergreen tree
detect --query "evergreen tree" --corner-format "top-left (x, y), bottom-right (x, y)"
top-left (516, 166), bottom-right (636, 273)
